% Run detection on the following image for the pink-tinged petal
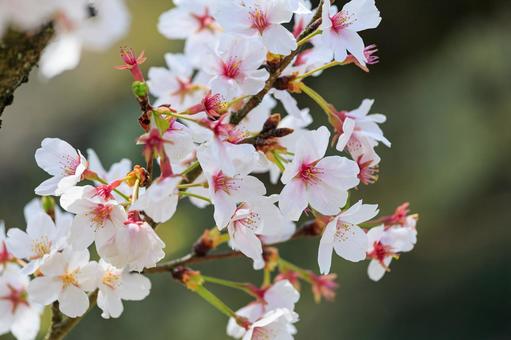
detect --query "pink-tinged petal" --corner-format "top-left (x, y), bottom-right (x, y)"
top-left (265, 280), bottom-right (300, 311)
top-left (340, 200), bottom-right (379, 225)
top-left (318, 221), bottom-right (336, 274)
top-left (336, 118), bottom-right (356, 151)
top-left (34, 176), bottom-right (62, 196)
top-left (58, 285), bottom-right (89, 318)
top-left (213, 193), bottom-right (237, 230)
top-left (229, 225), bottom-right (263, 267)
top-left (333, 224), bottom-right (368, 262)
top-left (28, 276), bottom-right (61, 305)
top-left (339, 29), bottom-right (366, 65)
top-left (294, 126), bottom-right (331, 164)
top-left (262, 25), bottom-right (296, 55)
top-left (279, 180), bottom-right (308, 221)
top-left (368, 257), bottom-right (391, 282)
top-left (342, 0), bottom-right (381, 32)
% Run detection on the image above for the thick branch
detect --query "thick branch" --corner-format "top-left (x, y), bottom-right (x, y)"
top-left (0, 24), bottom-right (54, 125)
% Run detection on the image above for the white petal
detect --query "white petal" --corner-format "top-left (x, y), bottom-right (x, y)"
top-left (279, 180), bottom-right (308, 221)
top-left (333, 223), bottom-right (368, 262)
top-left (58, 285), bottom-right (89, 318)
top-left (28, 277), bottom-right (61, 305)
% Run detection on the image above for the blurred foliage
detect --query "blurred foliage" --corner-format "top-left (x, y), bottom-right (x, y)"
top-left (1, 0), bottom-right (510, 339)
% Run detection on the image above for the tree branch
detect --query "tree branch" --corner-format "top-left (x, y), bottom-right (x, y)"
top-left (0, 24), bottom-right (54, 126)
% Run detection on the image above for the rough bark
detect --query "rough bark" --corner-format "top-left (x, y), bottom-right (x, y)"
top-left (0, 24), bottom-right (54, 127)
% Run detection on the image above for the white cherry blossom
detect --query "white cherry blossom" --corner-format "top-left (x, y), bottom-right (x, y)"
top-left (34, 138), bottom-right (88, 196)
top-left (60, 185), bottom-right (127, 250)
top-left (96, 260), bottom-right (151, 319)
top-left (87, 149), bottom-right (132, 200)
top-left (28, 249), bottom-right (98, 317)
top-left (0, 265), bottom-right (42, 340)
top-left (242, 308), bottom-right (298, 340)
top-left (318, 0), bottom-right (381, 64)
top-left (215, 0), bottom-right (297, 55)
top-left (335, 99), bottom-right (390, 166)
top-left (6, 212), bottom-right (67, 274)
top-left (227, 280), bottom-right (299, 339)
top-left (318, 200), bottom-right (378, 274)
top-left (202, 35), bottom-right (269, 100)
top-left (279, 126), bottom-right (359, 220)
top-left (98, 213), bottom-right (165, 272)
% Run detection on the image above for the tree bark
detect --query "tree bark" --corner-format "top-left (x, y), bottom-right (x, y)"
top-left (0, 24), bottom-right (54, 127)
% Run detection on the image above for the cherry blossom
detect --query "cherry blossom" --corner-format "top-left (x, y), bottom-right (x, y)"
top-left (96, 260), bottom-right (151, 319)
top-left (279, 126), bottom-right (359, 220)
top-left (226, 196), bottom-right (285, 269)
top-left (148, 53), bottom-right (206, 109)
top-left (215, 0), bottom-right (297, 55)
top-left (0, 266), bottom-right (42, 340)
top-left (34, 138), bottom-right (88, 196)
top-left (366, 223), bottom-right (417, 281)
top-left (0, 221), bottom-right (14, 271)
top-left (242, 308), bottom-right (298, 340)
top-left (60, 185), bottom-right (127, 250)
top-left (98, 212), bottom-right (165, 272)
top-left (318, 200), bottom-right (379, 274)
top-left (6, 212), bottom-right (67, 274)
top-left (319, 0), bottom-right (381, 64)
top-left (335, 99), bottom-right (390, 166)
top-left (40, 0), bottom-right (130, 78)
top-left (28, 249), bottom-right (98, 317)
top-left (227, 280), bottom-right (299, 338)
top-left (202, 35), bottom-right (269, 100)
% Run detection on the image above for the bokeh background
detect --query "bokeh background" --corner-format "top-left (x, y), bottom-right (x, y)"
top-left (1, 0), bottom-right (510, 339)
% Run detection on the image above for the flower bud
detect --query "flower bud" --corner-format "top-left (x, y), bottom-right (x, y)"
top-left (132, 81), bottom-right (149, 98)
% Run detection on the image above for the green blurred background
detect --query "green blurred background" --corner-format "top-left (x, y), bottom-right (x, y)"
top-left (1, 0), bottom-right (510, 339)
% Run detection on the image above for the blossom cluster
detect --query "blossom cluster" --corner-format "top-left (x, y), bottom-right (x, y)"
top-left (0, 0), bottom-right (130, 78)
top-left (0, 0), bottom-right (419, 339)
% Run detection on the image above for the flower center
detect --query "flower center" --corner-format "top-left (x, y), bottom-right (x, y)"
top-left (221, 58), bottom-right (241, 79)
top-left (60, 270), bottom-right (79, 288)
top-left (0, 241), bottom-right (13, 264)
top-left (102, 271), bottom-right (121, 289)
top-left (60, 153), bottom-right (81, 175)
top-left (298, 162), bottom-right (322, 184)
top-left (233, 207), bottom-right (261, 232)
top-left (0, 284), bottom-right (29, 314)
top-left (250, 9), bottom-right (270, 33)
top-left (92, 204), bottom-right (113, 226)
top-left (32, 237), bottom-right (51, 258)
top-left (368, 241), bottom-right (394, 266)
top-left (330, 11), bottom-right (352, 32)
top-left (191, 8), bottom-right (216, 32)
top-left (212, 171), bottom-right (240, 194)
top-left (334, 221), bottom-right (356, 242)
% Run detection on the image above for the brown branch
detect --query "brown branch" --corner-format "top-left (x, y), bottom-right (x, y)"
top-left (229, 1), bottom-right (324, 125)
top-left (0, 24), bottom-right (54, 125)
top-left (144, 219), bottom-right (322, 274)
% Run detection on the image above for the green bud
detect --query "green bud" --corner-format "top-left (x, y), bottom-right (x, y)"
top-left (41, 196), bottom-right (56, 216)
top-left (132, 81), bottom-right (148, 98)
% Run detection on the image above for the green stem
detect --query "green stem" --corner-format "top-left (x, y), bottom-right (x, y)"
top-left (279, 258), bottom-right (313, 284)
top-left (298, 82), bottom-right (335, 118)
top-left (296, 60), bottom-right (344, 80)
top-left (178, 182), bottom-right (207, 189)
top-left (179, 191), bottom-right (212, 204)
top-left (179, 161), bottom-right (200, 177)
top-left (263, 268), bottom-right (271, 287)
top-left (297, 29), bottom-right (322, 47)
top-left (131, 178), bottom-right (140, 202)
top-left (194, 285), bottom-right (237, 318)
top-left (271, 151), bottom-right (286, 172)
top-left (202, 276), bottom-right (255, 297)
